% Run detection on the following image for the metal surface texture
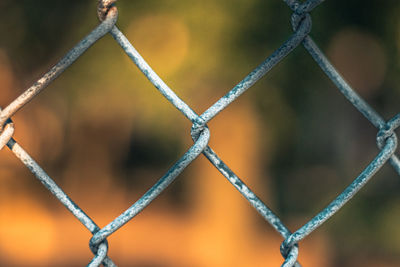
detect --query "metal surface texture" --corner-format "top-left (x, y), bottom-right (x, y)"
top-left (0, 0), bottom-right (398, 266)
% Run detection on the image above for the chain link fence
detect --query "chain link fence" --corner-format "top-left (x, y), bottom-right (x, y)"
top-left (0, 0), bottom-right (399, 266)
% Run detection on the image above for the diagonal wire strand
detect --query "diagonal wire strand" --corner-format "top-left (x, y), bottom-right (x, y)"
top-left (6, 138), bottom-right (117, 267)
top-left (0, 8), bottom-right (118, 129)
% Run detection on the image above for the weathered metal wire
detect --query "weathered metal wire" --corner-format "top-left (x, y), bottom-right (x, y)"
top-left (0, 118), bottom-right (14, 150)
top-left (6, 138), bottom-right (117, 267)
top-left (280, 135), bottom-right (398, 258)
top-left (89, 128), bottom-right (210, 249)
top-left (0, 5), bottom-right (118, 130)
top-left (0, 0), bottom-right (398, 266)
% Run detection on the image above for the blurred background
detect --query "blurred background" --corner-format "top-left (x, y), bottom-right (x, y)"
top-left (0, 0), bottom-right (400, 266)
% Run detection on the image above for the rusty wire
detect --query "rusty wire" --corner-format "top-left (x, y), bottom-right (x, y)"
top-left (0, 0), bottom-right (399, 266)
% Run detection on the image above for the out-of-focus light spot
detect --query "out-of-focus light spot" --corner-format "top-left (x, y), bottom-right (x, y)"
top-left (327, 28), bottom-right (386, 98)
top-left (126, 14), bottom-right (189, 76)
top-left (0, 197), bottom-right (56, 265)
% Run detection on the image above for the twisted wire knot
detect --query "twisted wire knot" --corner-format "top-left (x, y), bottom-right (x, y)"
top-left (88, 236), bottom-right (110, 267)
top-left (191, 117), bottom-right (208, 143)
top-left (280, 235), bottom-right (299, 263)
top-left (377, 113), bottom-right (400, 149)
top-left (0, 107), bottom-right (14, 150)
top-left (285, 0), bottom-right (324, 36)
top-left (0, 119), bottom-right (14, 151)
top-left (290, 12), bottom-right (312, 33)
top-left (88, 241), bottom-right (109, 267)
top-left (289, 1), bottom-right (312, 34)
top-left (97, 0), bottom-right (118, 21)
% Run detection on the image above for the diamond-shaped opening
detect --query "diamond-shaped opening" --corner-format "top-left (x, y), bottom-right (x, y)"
top-left (0, 9), bottom-right (203, 267)
top-left (241, 12), bottom-right (400, 267)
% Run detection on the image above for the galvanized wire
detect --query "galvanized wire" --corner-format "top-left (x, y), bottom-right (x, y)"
top-left (0, 0), bottom-right (398, 266)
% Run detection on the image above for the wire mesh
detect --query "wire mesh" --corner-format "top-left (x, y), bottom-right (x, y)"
top-left (0, 0), bottom-right (399, 266)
